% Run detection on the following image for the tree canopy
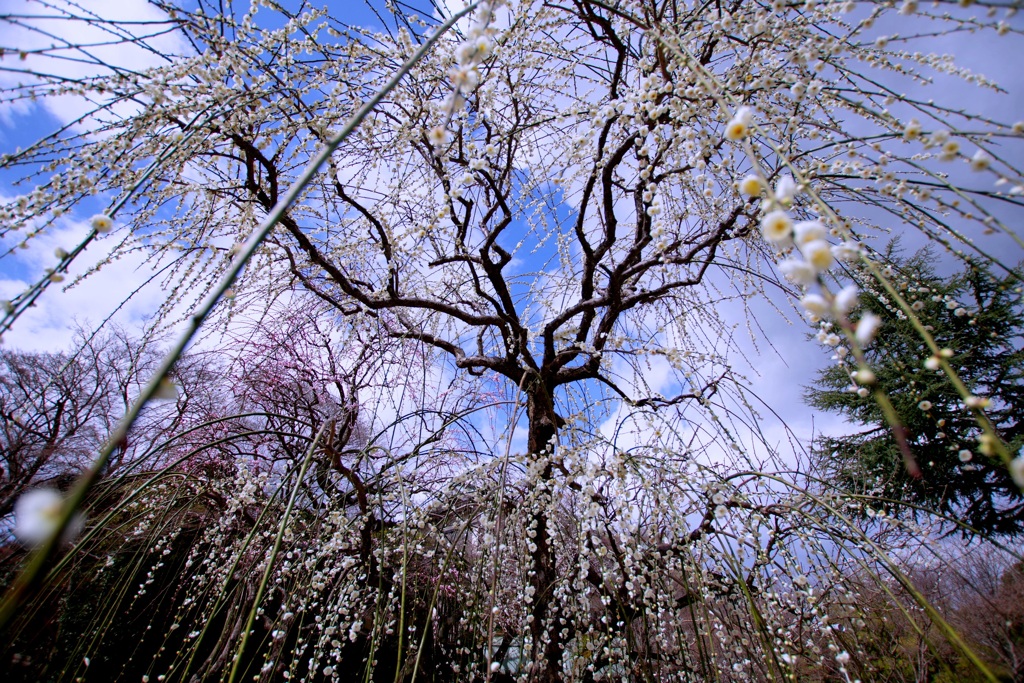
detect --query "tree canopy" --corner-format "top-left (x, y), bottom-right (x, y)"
top-left (0, 1), bottom-right (1022, 681)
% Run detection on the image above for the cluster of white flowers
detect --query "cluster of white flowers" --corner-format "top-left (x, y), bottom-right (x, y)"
top-left (903, 120), bottom-right (1009, 186)
top-left (749, 172), bottom-right (871, 341)
top-left (774, 221), bottom-right (858, 295)
top-left (737, 147), bottom-right (887, 397)
top-left (428, 2), bottom-right (501, 148)
top-left (3, 1), bottom-right (1022, 678)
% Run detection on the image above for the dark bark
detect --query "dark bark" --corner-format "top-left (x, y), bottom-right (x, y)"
top-left (526, 380), bottom-right (565, 682)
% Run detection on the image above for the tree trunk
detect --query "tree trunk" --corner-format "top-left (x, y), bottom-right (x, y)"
top-left (526, 385), bottom-right (563, 682)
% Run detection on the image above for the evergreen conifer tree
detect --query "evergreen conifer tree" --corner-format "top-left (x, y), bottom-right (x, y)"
top-left (807, 249), bottom-right (1024, 536)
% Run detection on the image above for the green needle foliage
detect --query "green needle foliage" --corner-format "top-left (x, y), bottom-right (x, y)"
top-left (807, 248), bottom-right (1024, 537)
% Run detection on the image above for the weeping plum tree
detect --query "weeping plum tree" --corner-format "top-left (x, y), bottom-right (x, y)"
top-left (1, 0), bottom-right (1023, 681)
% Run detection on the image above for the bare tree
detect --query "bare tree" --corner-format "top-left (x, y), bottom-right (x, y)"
top-left (0, 328), bottom-right (219, 516)
top-left (0, 348), bottom-right (105, 516)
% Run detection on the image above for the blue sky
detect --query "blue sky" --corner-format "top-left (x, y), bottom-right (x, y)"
top-left (0, 0), bottom-right (444, 348)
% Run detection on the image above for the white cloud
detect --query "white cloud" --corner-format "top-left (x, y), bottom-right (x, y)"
top-left (0, 0), bottom-right (190, 129)
top-left (0, 216), bottom-right (188, 351)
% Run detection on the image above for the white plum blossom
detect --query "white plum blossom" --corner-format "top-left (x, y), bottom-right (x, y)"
top-left (774, 174), bottom-right (797, 205)
top-left (724, 106), bottom-right (754, 141)
top-left (779, 258), bottom-right (816, 286)
top-left (831, 241), bottom-right (861, 262)
top-left (900, 0), bottom-right (918, 14)
top-left (760, 210), bottom-right (793, 246)
top-left (903, 118), bottom-right (922, 140)
top-left (930, 129), bottom-right (951, 147)
top-left (820, 332), bottom-right (841, 346)
top-left (90, 214), bottom-right (113, 233)
top-left (427, 126), bottom-right (449, 148)
top-left (965, 395), bottom-right (990, 409)
top-left (800, 294), bottom-right (830, 317)
top-left (793, 220), bottom-right (826, 247)
top-left (854, 368), bottom-right (876, 385)
top-left (939, 139), bottom-right (960, 161)
top-left (969, 149), bottom-right (992, 171)
top-left (455, 36), bottom-right (492, 66)
top-left (799, 239), bottom-right (834, 272)
top-left (1011, 455), bottom-right (1024, 488)
top-left (739, 174), bottom-right (763, 196)
top-left (833, 285), bottom-right (859, 316)
top-left (14, 488), bottom-right (85, 546)
top-left (450, 66), bottom-right (480, 94)
top-left (855, 313), bottom-right (882, 347)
